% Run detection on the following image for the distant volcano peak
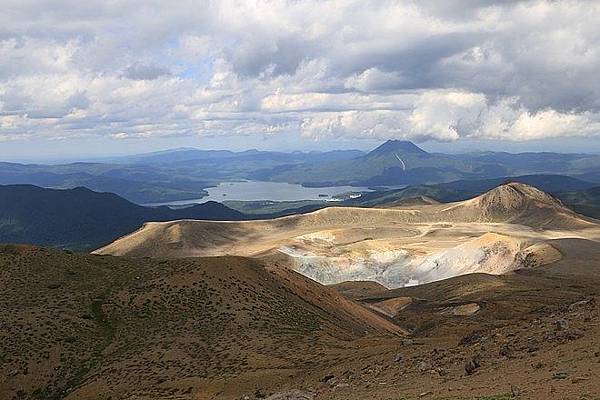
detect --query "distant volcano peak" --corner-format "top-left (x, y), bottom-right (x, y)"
top-left (473, 182), bottom-right (563, 210)
top-left (368, 140), bottom-right (427, 157)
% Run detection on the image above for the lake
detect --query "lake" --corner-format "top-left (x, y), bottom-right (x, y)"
top-left (148, 180), bottom-right (373, 206)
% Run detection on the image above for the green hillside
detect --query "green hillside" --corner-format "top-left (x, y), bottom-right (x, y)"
top-left (0, 185), bottom-right (244, 250)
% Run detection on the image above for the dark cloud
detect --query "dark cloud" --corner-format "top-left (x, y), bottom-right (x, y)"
top-left (124, 63), bottom-right (171, 80)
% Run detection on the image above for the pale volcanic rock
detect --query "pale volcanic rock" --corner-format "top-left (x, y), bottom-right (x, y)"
top-left (95, 183), bottom-right (599, 288)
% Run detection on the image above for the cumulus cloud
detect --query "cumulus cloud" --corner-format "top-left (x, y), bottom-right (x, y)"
top-left (344, 68), bottom-right (407, 92)
top-left (300, 90), bottom-right (600, 141)
top-left (1, 0), bottom-right (600, 144)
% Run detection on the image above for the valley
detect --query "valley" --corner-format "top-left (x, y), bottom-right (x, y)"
top-left (5, 2), bottom-right (600, 399)
top-left (3, 144), bottom-right (600, 400)
top-left (2, 182), bottom-right (600, 399)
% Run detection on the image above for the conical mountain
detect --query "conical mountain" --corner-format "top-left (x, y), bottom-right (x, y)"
top-left (367, 140), bottom-right (428, 157)
top-left (441, 182), bottom-right (594, 229)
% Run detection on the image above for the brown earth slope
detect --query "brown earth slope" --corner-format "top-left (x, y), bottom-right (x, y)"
top-left (3, 240), bottom-right (600, 399)
top-left (0, 245), bottom-right (401, 400)
top-left (315, 238), bottom-right (600, 399)
top-left (382, 195), bottom-right (441, 207)
top-left (95, 183), bottom-right (597, 260)
top-left (5, 183), bottom-right (600, 399)
top-left (93, 183), bottom-right (599, 290)
top-left (438, 182), bottom-right (594, 229)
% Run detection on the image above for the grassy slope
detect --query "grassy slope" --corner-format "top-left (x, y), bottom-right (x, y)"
top-left (0, 245), bottom-right (398, 400)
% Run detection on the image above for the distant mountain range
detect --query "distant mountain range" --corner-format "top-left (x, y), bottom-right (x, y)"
top-left (0, 149), bottom-right (364, 203)
top-left (0, 161), bottom-right (212, 204)
top-left (266, 140), bottom-right (600, 186)
top-left (116, 147), bottom-right (365, 165)
top-left (349, 174), bottom-right (600, 219)
top-left (1, 140), bottom-right (600, 204)
top-left (352, 174), bottom-right (596, 204)
top-left (0, 185), bottom-right (244, 250)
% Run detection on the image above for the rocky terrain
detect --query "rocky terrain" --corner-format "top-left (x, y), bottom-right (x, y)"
top-left (3, 240), bottom-right (600, 399)
top-left (95, 183), bottom-right (600, 288)
top-left (3, 183), bottom-right (600, 399)
top-left (0, 245), bottom-right (400, 400)
top-left (314, 238), bottom-right (600, 400)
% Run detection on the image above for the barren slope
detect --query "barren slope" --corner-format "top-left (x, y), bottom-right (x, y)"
top-left (0, 245), bottom-right (401, 400)
top-left (97, 183), bottom-right (596, 257)
top-left (438, 182), bottom-right (595, 229)
top-left (95, 183), bottom-right (600, 288)
top-left (311, 238), bottom-right (600, 400)
top-left (4, 240), bottom-right (600, 399)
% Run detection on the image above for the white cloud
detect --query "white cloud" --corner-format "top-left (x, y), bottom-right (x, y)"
top-left (481, 104), bottom-right (600, 140)
top-left (344, 68), bottom-right (406, 92)
top-left (407, 91), bottom-right (486, 141)
top-left (1, 0), bottom-right (600, 145)
top-left (300, 90), bottom-right (600, 142)
top-left (301, 110), bottom-right (408, 139)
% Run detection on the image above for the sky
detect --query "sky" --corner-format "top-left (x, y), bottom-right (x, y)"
top-left (1, 0), bottom-right (600, 160)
